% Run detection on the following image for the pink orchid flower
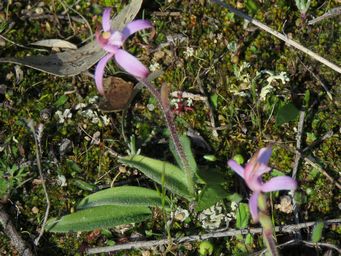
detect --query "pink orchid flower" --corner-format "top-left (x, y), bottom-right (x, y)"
top-left (95, 8), bottom-right (153, 95)
top-left (227, 146), bottom-right (297, 222)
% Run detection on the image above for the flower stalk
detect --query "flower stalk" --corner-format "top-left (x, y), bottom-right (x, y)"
top-left (137, 79), bottom-right (195, 195)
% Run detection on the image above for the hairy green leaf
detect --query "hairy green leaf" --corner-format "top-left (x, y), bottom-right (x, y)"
top-left (311, 221), bottom-right (324, 243)
top-left (169, 135), bottom-right (197, 176)
top-left (236, 203), bottom-right (250, 229)
top-left (77, 186), bottom-right (169, 210)
top-left (276, 102), bottom-right (299, 126)
top-left (196, 185), bottom-right (226, 212)
top-left (196, 166), bottom-right (226, 185)
top-left (46, 205), bottom-right (151, 233)
top-left (119, 155), bottom-right (193, 199)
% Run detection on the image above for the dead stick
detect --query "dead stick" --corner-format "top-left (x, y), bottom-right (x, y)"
top-left (291, 110), bottom-right (305, 240)
top-left (86, 219), bottom-right (340, 254)
top-left (0, 204), bottom-right (34, 256)
top-left (27, 121), bottom-right (50, 246)
top-left (212, 0), bottom-right (341, 74)
top-left (255, 239), bottom-right (341, 255)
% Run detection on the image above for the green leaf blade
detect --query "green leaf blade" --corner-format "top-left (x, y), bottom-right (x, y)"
top-left (77, 186), bottom-right (169, 210)
top-left (196, 185), bottom-right (226, 212)
top-left (276, 102), bottom-right (300, 126)
top-left (311, 221), bottom-right (324, 243)
top-left (46, 205), bottom-right (151, 233)
top-left (236, 203), bottom-right (250, 229)
top-left (119, 155), bottom-right (193, 199)
top-left (169, 135), bottom-right (197, 177)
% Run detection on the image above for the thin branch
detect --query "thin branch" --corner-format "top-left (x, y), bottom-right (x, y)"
top-left (0, 204), bottom-right (34, 256)
top-left (255, 239), bottom-right (341, 255)
top-left (26, 120), bottom-right (50, 246)
top-left (212, 0), bottom-right (341, 74)
top-left (86, 219), bottom-right (341, 254)
top-left (291, 110), bottom-right (305, 239)
top-left (308, 7), bottom-right (341, 25)
top-left (292, 111), bottom-right (305, 179)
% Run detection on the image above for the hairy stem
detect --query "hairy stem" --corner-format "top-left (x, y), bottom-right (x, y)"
top-left (138, 78), bottom-right (195, 195)
top-left (259, 206), bottom-right (279, 256)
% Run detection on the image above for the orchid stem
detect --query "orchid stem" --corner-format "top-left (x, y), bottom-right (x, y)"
top-left (138, 78), bottom-right (195, 195)
top-left (259, 196), bottom-right (279, 256)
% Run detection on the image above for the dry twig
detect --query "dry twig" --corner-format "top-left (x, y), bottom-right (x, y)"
top-left (308, 7), bottom-right (341, 25)
top-left (27, 121), bottom-right (50, 246)
top-left (256, 239), bottom-right (341, 255)
top-left (86, 219), bottom-right (341, 254)
top-left (291, 110), bottom-right (305, 239)
top-left (0, 204), bottom-right (34, 256)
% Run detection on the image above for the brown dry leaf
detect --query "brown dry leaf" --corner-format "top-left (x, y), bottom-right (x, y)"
top-left (31, 39), bottom-right (78, 50)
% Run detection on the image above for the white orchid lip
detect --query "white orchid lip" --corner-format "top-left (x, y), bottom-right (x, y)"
top-left (109, 31), bottom-right (124, 47)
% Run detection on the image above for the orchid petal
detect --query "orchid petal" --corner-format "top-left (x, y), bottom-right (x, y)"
top-left (227, 160), bottom-right (244, 179)
top-left (102, 44), bottom-right (119, 53)
top-left (114, 49), bottom-right (149, 78)
top-left (261, 176), bottom-right (297, 192)
top-left (244, 147), bottom-right (272, 181)
top-left (122, 20), bottom-right (153, 40)
top-left (95, 53), bottom-right (114, 95)
top-left (254, 163), bottom-right (271, 177)
top-left (102, 8), bottom-right (112, 32)
top-left (257, 146), bottom-right (272, 165)
top-left (249, 191), bottom-right (260, 222)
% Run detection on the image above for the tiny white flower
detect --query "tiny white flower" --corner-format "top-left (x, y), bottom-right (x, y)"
top-left (55, 110), bottom-right (64, 123)
top-left (88, 96), bottom-right (99, 104)
top-left (63, 109), bottom-right (72, 119)
top-left (55, 109), bottom-right (72, 123)
top-left (147, 103), bottom-right (155, 111)
top-left (231, 201), bottom-right (238, 211)
top-left (101, 115), bottom-right (110, 126)
top-left (91, 116), bottom-right (100, 124)
top-left (57, 174), bottom-right (67, 187)
top-left (149, 62), bottom-right (161, 72)
top-left (184, 47), bottom-right (194, 58)
top-left (82, 109), bottom-right (95, 119)
top-left (75, 103), bottom-right (87, 110)
top-left (172, 208), bottom-right (189, 222)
